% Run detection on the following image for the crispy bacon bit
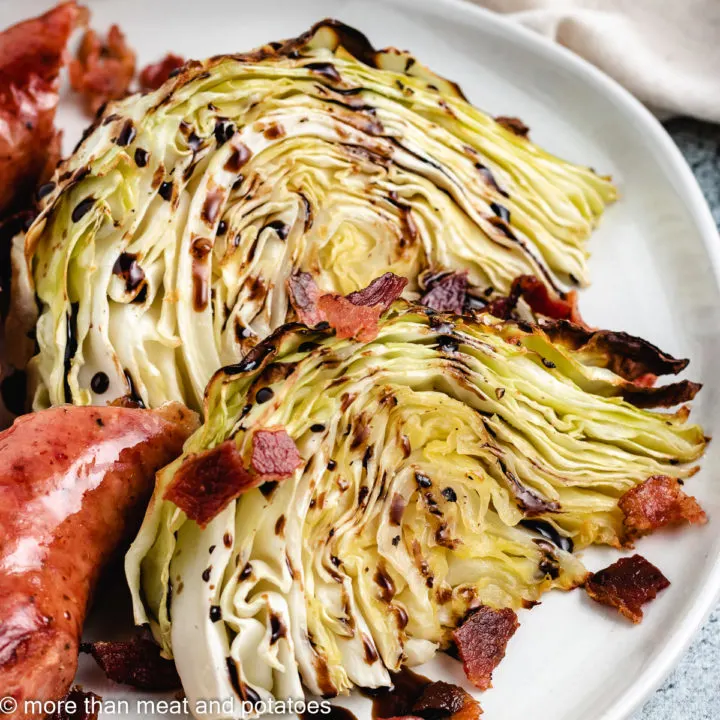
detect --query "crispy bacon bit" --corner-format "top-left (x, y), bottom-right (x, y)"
top-left (48, 686), bottom-right (101, 720)
top-left (288, 272), bottom-right (407, 341)
top-left (287, 271), bottom-right (323, 326)
top-left (69, 24), bottom-right (136, 114)
top-left (163, 440), bottom-right (254, 527)
top-left (495, 116), bottom-right (529, 138)
top-left (619, 475), bottom-right (706, 539)
top-left (345, 272), bottom-right (408, 312)
top-left (411, 681), bottom-right (483, 720)
top-left (139, 53), bottom-right (185, 91)
top-left (250, 428), bottom-right (303, 479)
top-left (420, 271), bottom-right (468, 314)
top-left (0, 1), bottom-right (85, 214)
top-left (319, 272), bottom-right (408, 342)
top-left (80, 634), bottom-right (181, 690)
top-left (318, 294), bottom-right (384, 342)
top-left (487, 275), bottom-right (584, 325)
top-left (585, 554), bottom-right (670, 623)
top-left (452, 605), bottom-right (519, 690)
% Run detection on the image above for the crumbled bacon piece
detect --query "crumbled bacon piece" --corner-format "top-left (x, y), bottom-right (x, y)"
top-left (69, 24), bottom-right (136, 114)
top-left (412, 681), bottom-right (482, 720)
top-left (165, 429), bottom-right (302, 526)
top-left (318, 294), bottom-right (385, 342)
top-left (287, 271), bottom-right (323, 326)
top-left (0, 1), bottom-right (85, 214)
top-left (495, 116), bottom-right (529, 138)
top-left (585, 554), bottom-right (670, 623)
top-left (48, 686), bottom-right (100, 720)
top-left (488, 275), bottom-right (584, 325)
top-left (80, 634), bottom-right (180, 690)
top-left (420, 271), bottom-right (468, 314)
top-left (139, 53), bottom-right (185, 91)
top-left (163, 440), bottom-right (254, 527)
top-left (250, 428), bottom-right (303, 479)
top-left (289, 272), bottom-right (407, 341)
top-left (452, 605), bottom-right (519, 690)
top-left (345, 272), bottom-right (408, 312)
top-left (619, 476), bottom-right (706, 539)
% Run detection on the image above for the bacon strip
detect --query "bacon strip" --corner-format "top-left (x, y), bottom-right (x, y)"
top-left (69, 24), bottom-right (136, 114)
top-left (80, 635), bottom-right (181, 691)
top-left (165, 429), bottom-right (302, 527)
top-left (619, 475), bottom-right (706, 540)
top-left (452, 605), bottom-right (519, 691)
top-left (288, 272), bottom-right (408, 342)
top-left (139, 53), bottom-right (185, 91)
top-left (0, 1), bottom-right (85, 215)
top-left (420, 271), bottom-right (468, 314)
top-left (585, 554), bottom-right (670, 623)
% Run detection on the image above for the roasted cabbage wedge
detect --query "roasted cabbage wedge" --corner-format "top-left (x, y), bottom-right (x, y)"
top-left (126, 303), bottom-right (704, 712)
top-left (12, 20), bottom-right (616, 412)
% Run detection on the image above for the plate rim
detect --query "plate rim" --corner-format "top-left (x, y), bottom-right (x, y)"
top-left (385, 1), bottom-right (720, 717)
top-left (4, 1), bottom-right (720, 718)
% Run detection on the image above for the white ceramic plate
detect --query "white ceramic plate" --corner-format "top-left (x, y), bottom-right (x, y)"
top-left (2, 1), bottom-right (719, 719)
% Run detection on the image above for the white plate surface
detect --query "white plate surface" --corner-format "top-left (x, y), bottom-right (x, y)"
top-left (2, 1), bottom-right (719, 719)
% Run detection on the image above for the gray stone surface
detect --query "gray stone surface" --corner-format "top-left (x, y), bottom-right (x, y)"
top-left (634, 118), bottom-right (720, 720)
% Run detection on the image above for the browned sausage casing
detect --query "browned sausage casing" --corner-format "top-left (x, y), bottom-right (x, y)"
top-left (0, 403), bottom-right (197, 718)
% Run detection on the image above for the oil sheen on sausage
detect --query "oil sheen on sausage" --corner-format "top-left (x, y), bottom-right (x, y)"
top-left (0, 403), bottom-right (197, 718)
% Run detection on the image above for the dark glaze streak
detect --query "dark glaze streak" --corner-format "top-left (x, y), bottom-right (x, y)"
top-left (190, 237), bottom-right (213, 311)
top-left (123, 370), bottom-right (145, 408)
top-left (270, 613), bottom-right (287, 644)
top-left (115, 119), bottom-right (136, 146)
top-left (306, 61), bottom-right (341, 82)
top-left (299, 192), bottom-right (314, 231)
top-left (71, 197), bottom-right (95, 223)
top-left (362, 635), bottom-right (379, 664)
top-left (112, 253), bottom-right (146, 293)
top-left (274, 514), bottom-right (286, 536)
top-left (360, 666), bottom-right (431, 719)
top-left (224, 143), bottom-right (252, 173)
top-left (374, 565), bottom-right (395, 603)
top-left (390, 493), bottom-right (405, 526)
top-left (520, 519), bottom-right (574, 553)
top-left (489, 201), bottom-right (511, 223)
top-left (63, 302), bottom-right (79, 403)
top-left (475, 163), bottom-right (509, 198)
top-left (262, 220), bottom-right (290, 240)
top-left (214, 119), bottom-right (236, 146)
top-left (302, 707), bottom-right (358, 720)
top-left (202, 189), bottom-right (224, 225)
top-left (498, 460), bottom-right (560, 516)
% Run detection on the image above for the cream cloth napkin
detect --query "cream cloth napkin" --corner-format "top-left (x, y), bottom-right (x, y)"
top-left (471, 0), bottom-right (720, 123)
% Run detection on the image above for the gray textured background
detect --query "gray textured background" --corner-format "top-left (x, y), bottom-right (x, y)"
top-left (635, 118), bottom-right (720, 720)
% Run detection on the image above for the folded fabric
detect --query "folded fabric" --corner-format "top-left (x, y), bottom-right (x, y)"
top-left (472, 0), bottom-right (720, 123)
